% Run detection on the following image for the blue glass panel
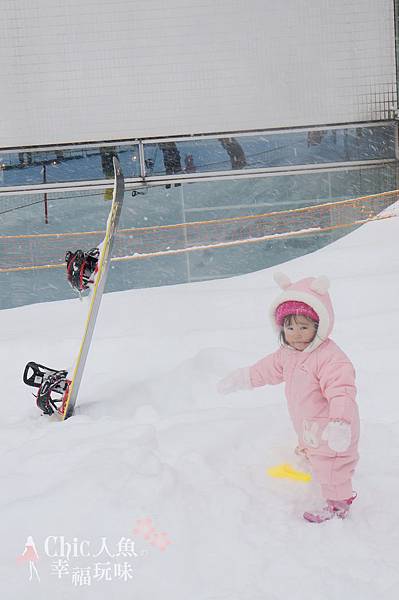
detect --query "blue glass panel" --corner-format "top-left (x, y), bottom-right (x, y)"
top-left (143, 126), bottom-right (396, 177)
top-left (0, 145), bottom-right (140, 187)
top-left (0, 162), bottom-right (396, 309)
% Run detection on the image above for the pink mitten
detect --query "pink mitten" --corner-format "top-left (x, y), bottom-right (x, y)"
top-left (217, 367), bottom-right (252, 395)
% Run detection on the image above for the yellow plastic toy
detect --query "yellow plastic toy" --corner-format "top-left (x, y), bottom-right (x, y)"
top-left (267, 463), bottom-right (312, 482)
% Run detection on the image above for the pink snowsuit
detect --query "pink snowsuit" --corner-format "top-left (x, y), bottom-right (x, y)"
top-left (249, 276), bottom-right (359, 501)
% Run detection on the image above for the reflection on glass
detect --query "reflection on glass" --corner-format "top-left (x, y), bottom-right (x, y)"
top-left (0, 125), bottom-right (395, 189)
top-left (0, 145), bottom-right (140, 187)
top-left (159, 142), bottom-right (183, 189)
top-left (143, 125), bottom-right (396, 176)
top-left (218, 138), bottom-right (247, 169)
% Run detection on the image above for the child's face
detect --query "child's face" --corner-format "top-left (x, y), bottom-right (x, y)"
top-left (283, 315), bottom-right (317, 351)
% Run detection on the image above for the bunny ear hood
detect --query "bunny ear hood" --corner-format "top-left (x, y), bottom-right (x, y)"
top-left (270, 273), bottom-right (334, 352)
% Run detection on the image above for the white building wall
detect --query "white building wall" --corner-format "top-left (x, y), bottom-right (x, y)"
top-left (0, 0), bottom-right (396, 148)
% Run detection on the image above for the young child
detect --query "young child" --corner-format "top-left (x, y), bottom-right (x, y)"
top-left (218, 273), bottom-right (359, 523)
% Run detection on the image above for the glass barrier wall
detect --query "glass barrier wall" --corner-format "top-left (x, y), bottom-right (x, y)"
top-left (1, 161), bottom-right (396, 309)
top-left (143, 126), bottom-right (396, 177)
top-left (0, 124), bottom-right (395, 188)
top-left (0, 145), bottom-right (141, 187)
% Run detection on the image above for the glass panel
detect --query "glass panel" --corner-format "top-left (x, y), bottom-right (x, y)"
top-left (143, 125), bottom-right (396, 177)
top-left (0, 125), bottom-right (395, 189)
top-left (0, 145), bottom-right (140, 187)
top-left (1, 162), bottom-right (396, 309)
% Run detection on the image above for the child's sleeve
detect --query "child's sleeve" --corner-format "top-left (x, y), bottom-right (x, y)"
top-left (249, 349), bottom-right (284, 388)
top-left (318, 357), bottom-right (357, 423)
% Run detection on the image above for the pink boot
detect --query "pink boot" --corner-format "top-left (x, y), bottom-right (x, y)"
top-left (303, 493), bottom-right (357, 523)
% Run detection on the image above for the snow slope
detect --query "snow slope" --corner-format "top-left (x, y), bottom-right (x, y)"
top-left (1, 208), bottom-right (399, 599)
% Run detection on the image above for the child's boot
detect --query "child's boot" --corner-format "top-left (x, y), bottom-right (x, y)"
top-left (303, 492), bottom-right (357, 523)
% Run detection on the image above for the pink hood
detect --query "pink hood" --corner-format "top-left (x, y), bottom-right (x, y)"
top-left (269, 273), bottom-right (334, 353)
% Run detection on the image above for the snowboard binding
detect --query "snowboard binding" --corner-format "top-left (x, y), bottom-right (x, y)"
top-left (23, 362), bottom-right (71, 416)
top-left (65, 247), bottom-right (100, 293)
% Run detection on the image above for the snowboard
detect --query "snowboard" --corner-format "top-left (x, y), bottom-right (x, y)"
top-left (62, 156), bottom-right (125, 419)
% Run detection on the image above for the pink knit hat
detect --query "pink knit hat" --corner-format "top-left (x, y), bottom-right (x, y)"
top-left (275, 300), bottom-right (319, 326)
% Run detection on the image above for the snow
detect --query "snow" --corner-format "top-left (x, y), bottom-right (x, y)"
top-left (1, 205), bottom-right (399, 599)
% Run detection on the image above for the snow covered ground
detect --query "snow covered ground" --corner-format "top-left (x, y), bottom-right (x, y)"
top-left (1, 207), bottom-right (399, 599)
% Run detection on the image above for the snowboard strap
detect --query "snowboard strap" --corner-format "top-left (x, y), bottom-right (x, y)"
top-left (23, 362), bottom-right (71, 416)
top-left (65, 248), bottom-right (100, 292)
